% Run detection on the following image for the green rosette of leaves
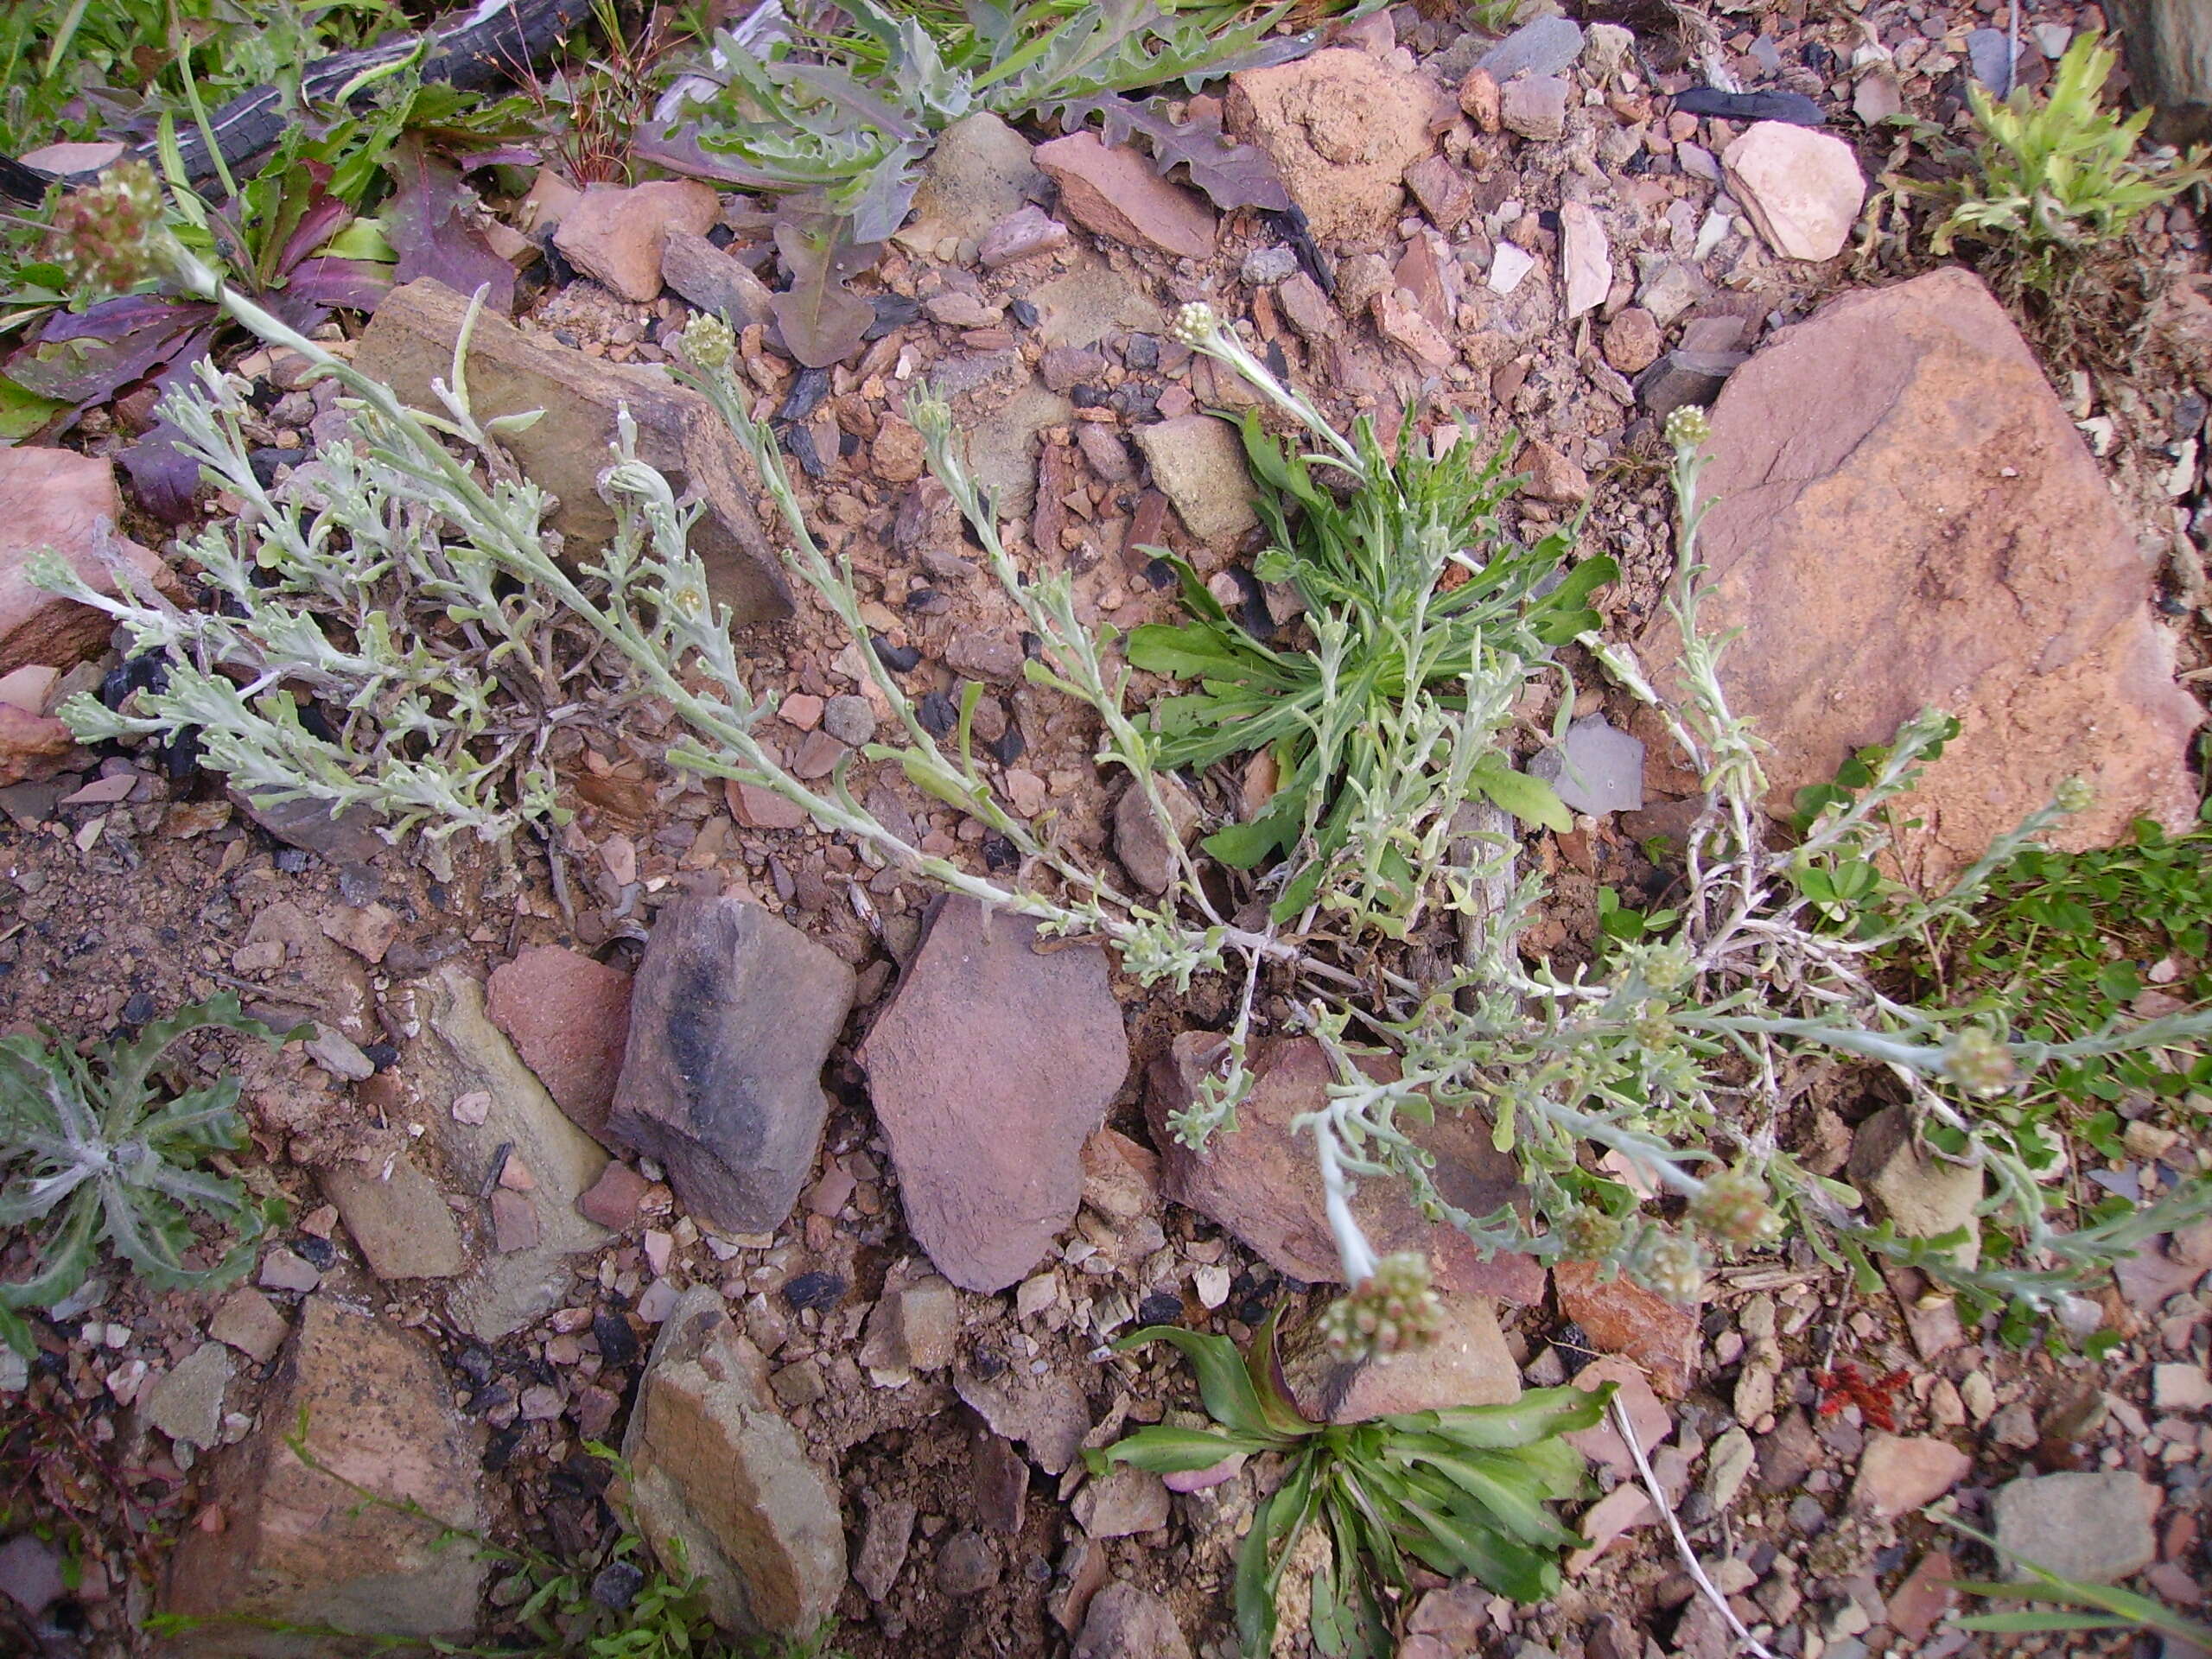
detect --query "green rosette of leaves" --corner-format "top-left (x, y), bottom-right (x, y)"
top-left (0, 992), bottom-right (296, 1356)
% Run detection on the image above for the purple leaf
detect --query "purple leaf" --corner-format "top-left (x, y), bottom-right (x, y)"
top-left (39, 294), bottom-right (200, 345)
top-left (768, 213), bottom-right (879, 370)
top-left (284, 257), bottom-right (395, 314)
top-left (382, 133), bottom-right (516, 317)
top-left (118, 330), bottom-right (220, 522)
top-left (7, 309), bottom-right (212, 405)
top-left (1050, 93), bottom-right (1291, 213)
top-left (274, 192), bottom-right (354, 278)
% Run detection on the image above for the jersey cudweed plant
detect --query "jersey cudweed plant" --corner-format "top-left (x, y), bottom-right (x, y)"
top-left (34, 162), bottom-right (2212, 1368)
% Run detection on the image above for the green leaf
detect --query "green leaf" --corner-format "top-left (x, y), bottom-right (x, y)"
top-left (1236, 1452), bottom-right (1321, 1654)
top-left (1951, 1613), bottom-right (2136, 1634)
top-left (1469, 756), bottom-right (1573, 835)
top-left (1097, 1423), bottom-right (1267, 1471)
top-left (1125, 620), bottom-right (1274, 682)
top-left (1395, 1446), bottom-right (1584, 1549)
top-left (0, 375), bottom-right (70, 440)
top-left (1398, 1494), bottom-right (1558, 1603)
top-left (1114, 1323), bottom-right (1299, 1443)
top-left (1406, 1385), bottom-right (1611, 1449)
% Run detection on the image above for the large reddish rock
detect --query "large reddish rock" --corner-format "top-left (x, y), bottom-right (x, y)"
top-left (861, 895), bottom-right (1130, 1293)
top-left (1643, 268), bottom-right (2200, 885)
top-left (607, 895), bottom-right (854, 1235)
top-left (1, 447), bottom-right (179, 674)
top-left (1150, 1039), bottom-right (1548, 1309)
top-left (0, 702), bottom-right (78, 785)
top-left (487, 944), bottom-right (634, 1143)
top-left (1554, 1260), bottom-right (1698, 1398)
top-left (1033, 133), bottom-right (1215, 263)
top-left (1226, 50), bottom-right (1438, 246)
top-left (157, 1297), bottom-right (486, 1654)
top-left (1148, 1033), bottom-right (1547, 1306)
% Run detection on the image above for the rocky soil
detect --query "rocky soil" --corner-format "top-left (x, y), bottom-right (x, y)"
top-left (2, 2), bottom-right (2210, 1657)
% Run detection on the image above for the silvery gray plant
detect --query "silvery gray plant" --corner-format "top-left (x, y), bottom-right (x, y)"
top-left (34, 162), bottom-right (2212, 1335)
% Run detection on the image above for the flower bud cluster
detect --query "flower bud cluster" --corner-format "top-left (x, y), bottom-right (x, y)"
top-left (1170, 301), bottom-right (1219, 348)
top-left (1319, 1252), bottom-right (1442, 1362)
top-left (1663, 405), bottom-right (1712, 451)
top-left (680, 312), bottom-right (735, 371)
top-left (1688, 1168), bottom-right (1783, 1250)
top-left (51, 161), bottom-right (166, 299)
top-left (1942, 1026), bottom-right (2018, 1096)
top-left (1633, 1228), bottom-right (1704, 1304)
top-left (1555, 1205), bottom-right (1628, 1262)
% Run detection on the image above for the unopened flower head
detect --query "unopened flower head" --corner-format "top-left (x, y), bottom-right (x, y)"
top-left (1555, 1204), bottom-right (1628, 1262)
top-left (907, 388), bottom-right (953, 444)
top-left (51, 160), bottom-right (168, 299)
top-left (1942, 1026), bottom-right (2018, 1096)
top-left (1634, 1228), bottom-right (1704, 1304)
top-left (1664, 405), bottom-right (1712, 453)
top-left (1319, 1251), bottom-right (1441, 1361)
top-left (680, 312), bottom-right (735, 371)
top-left (1170, 302), bottom-right (1219, 348)
top-left (2054, 776), bottom-right (2094, 814)
top-left (1688, 1167), bottom-right (1783, 1251)
top-left (1637, 943), bottom-right (1694, 994)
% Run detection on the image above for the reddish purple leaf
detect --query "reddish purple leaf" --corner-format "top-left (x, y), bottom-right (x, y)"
top-left (285, 257), bottom-right (394, 314)
top-left (275, 193), bottom-right (354, 277)
top-left (383, 134), bottom-right (516, 316)
top-left (8, 308), bottom-right (213, 405)
top-left (118, 331), bottom-right (221, 522)
top-left (39, 294), bottom-right (196, 345)
top-left (768, 213), bottom-right (878, 370)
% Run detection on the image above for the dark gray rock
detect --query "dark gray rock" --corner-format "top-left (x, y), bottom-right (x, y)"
top-left (1477, 16), bottom-right (1584, 81)
top-left (608, 895), bottom-right (855, 1234)
top-left (1075, 1581), bottom-right (1193, 1659)
top-left (2110, 0), bottom-right (2212, 144)
top-left (658, 229), bottom-right (777, 330)
top-left (1635, 348), bottom-right (1748, 417)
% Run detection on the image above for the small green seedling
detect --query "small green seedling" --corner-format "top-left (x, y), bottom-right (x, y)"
top-left (1931, 32), bottom-right (2211, 285)
top-left (0, 993), bottom-right (295, 1356)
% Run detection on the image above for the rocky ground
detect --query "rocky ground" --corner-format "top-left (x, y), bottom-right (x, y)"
top-left (2, 1), bottom-right (2210, 1656)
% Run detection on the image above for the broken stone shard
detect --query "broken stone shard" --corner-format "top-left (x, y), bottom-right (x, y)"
top-left (1033, 132), bottom-right (1216, 263)
top-left (416, 965), bottom-right (612, 1341)
top-left (486, 944), bottom-right (634, 1145)
top-left (621, 1286), bottom-right (847, 1637)
top-left (356, 278), bottom-right (791, 628)
top-left (159, 1297), bottom-right (488, 1653)
top-left (608, 893), bottom-right (855, 1236)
